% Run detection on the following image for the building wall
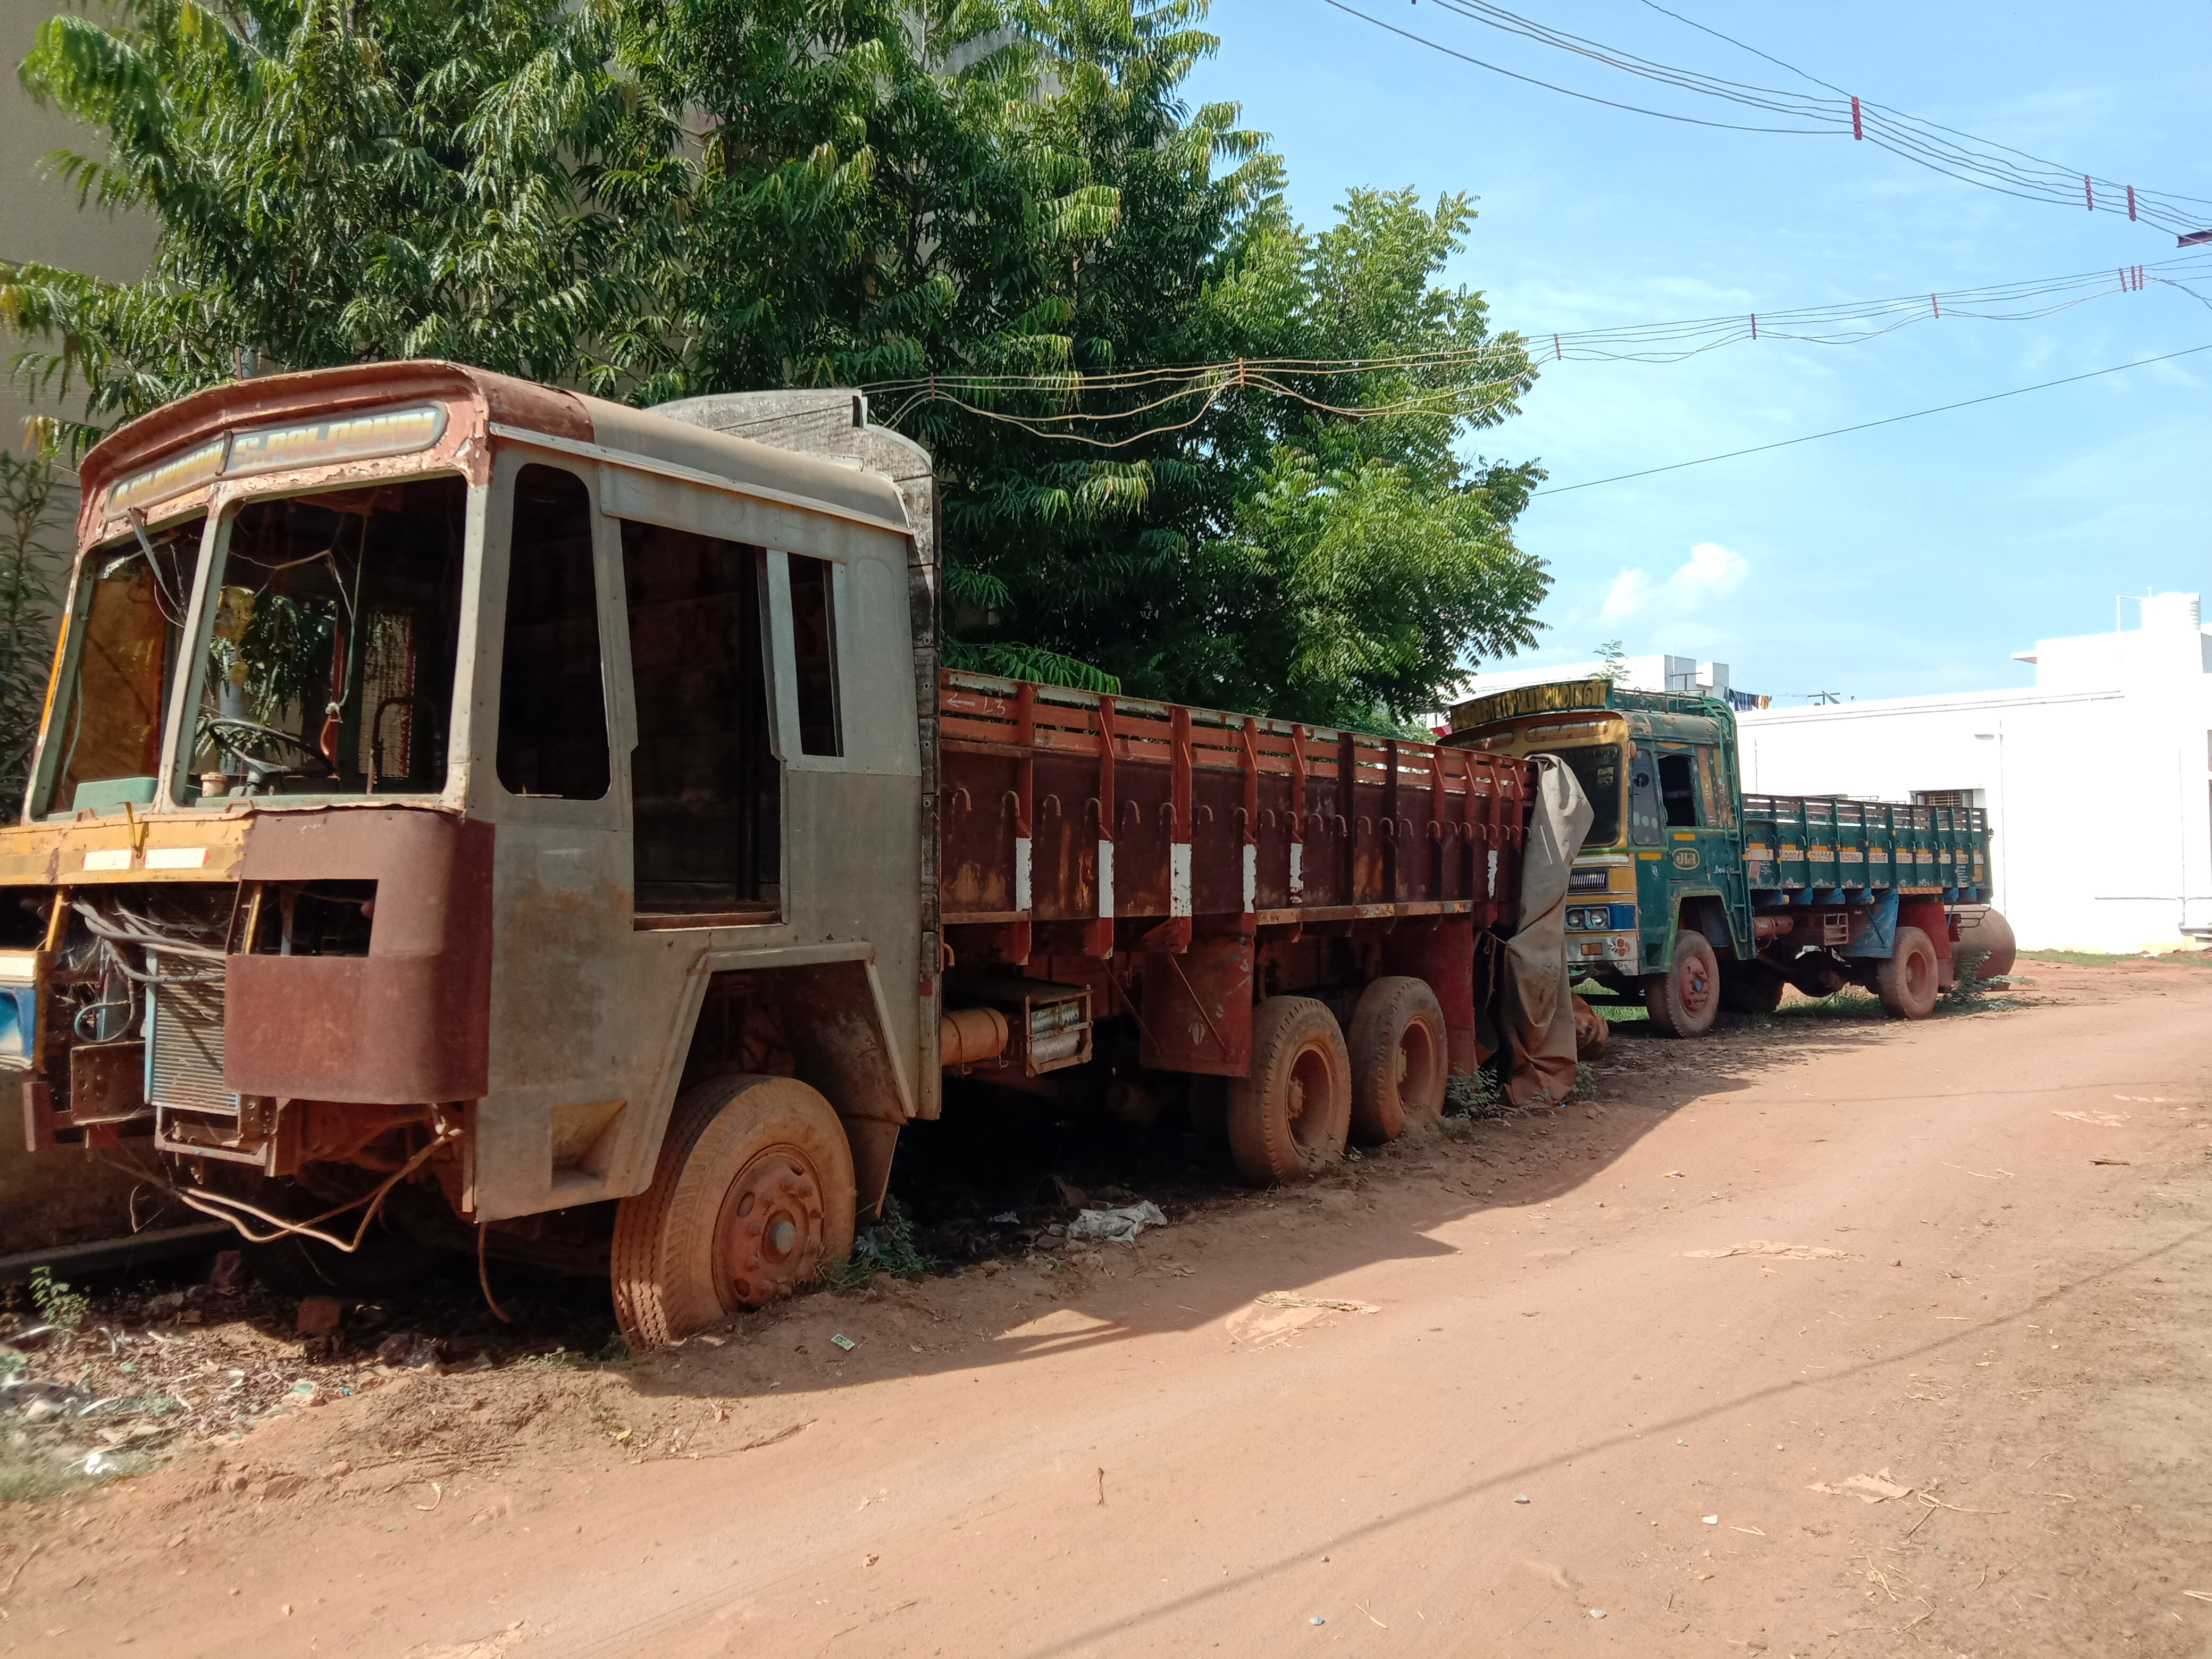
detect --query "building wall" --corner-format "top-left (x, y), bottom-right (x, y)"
top-left (2, 0), bottom-right (157, 459)
top-left (1740, 595), bottom-right (2212, 954)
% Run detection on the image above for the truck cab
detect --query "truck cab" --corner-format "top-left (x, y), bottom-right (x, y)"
top-left (9, 363), bottom-right (937, 1335)
top-left (1446, 679), bottom-right (1750, 1014)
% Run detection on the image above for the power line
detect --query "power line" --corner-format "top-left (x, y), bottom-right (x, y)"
top-left (1321, 0), bottom-right (2212, 240)
top-left (1531, 341), bottom-right (2212, 496)
top-left (862, 250), bottom-right (2209, 421)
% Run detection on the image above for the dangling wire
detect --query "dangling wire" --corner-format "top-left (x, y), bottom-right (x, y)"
top-left (476, 1226), bottom-right (514, 1324)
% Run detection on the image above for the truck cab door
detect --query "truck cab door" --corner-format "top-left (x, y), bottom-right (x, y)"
top-left (1694, 743), bottom-right (1751, 953)
top-left (1648, 745), bottom-right (1746, 961)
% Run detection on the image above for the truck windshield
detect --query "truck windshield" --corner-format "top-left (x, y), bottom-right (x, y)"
top-left (184, 476), bottom-right (467, 800)
top-left (42, 516), bottom-right (202, 817)
top-left (1548, 742), bottom-right (1624, 846)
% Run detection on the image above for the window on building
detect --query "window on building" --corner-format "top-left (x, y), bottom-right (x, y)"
top-left (1658, 751), bottom-right (1701, 827)
top-left (623, 521), bottom-right (780, 921)
top-left (496, 466), bottom-right (610, 800)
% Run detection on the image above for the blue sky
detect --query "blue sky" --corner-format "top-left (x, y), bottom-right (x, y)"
top-left (1185, 0), bottom-right (2212, 702)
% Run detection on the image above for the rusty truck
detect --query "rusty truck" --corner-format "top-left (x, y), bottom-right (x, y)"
top-left (3, 362), bottom-right (1571, 1344)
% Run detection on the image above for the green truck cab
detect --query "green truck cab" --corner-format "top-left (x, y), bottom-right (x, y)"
top-left (1446, 678), bottom-right (1999, 1038)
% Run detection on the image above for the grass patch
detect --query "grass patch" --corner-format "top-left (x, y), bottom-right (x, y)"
top-left (0, 1438), bottom-right (82, 1503)
top-left (1773, 988), bottom-right (1884, 1021)
top-left (2020, 948), bottom-right (2212, 968)
top-left (515, 1331), bottom-right (632, 1370)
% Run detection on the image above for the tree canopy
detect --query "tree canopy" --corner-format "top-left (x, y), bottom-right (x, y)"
top-left (5, 0), bottom-right (1548, 730)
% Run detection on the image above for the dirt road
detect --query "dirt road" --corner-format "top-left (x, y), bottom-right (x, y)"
top-left (6, 959), bottom-right (2210, 1657)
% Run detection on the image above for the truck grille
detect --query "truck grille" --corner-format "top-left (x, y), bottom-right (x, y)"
top-left (146, 956), bottom-right (234, 1118)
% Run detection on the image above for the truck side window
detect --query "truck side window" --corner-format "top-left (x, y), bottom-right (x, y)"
top-left (787, 554), bottom-right (842, 757)
top-left (497, 466), bottom-right (610, 800)
top-left (1658, 751), bottom-right (1700, 827)
top-left (1628, 748), bottom-right (1663, 845)
top-left (622, 522), bottom-right (780, 919)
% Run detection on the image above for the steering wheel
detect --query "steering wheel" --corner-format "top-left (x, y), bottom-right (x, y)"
top-left (203, 715), bottom-right (340, 780)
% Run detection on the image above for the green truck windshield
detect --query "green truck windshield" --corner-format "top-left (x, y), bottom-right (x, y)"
top-left (1549, 743), bottom-right (1624, 847)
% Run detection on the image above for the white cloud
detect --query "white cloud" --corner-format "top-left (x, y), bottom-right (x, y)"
top-left (1601, 541), bottom-right (1749, 623)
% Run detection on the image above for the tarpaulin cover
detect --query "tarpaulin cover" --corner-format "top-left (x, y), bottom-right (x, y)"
top-left (1505, 754), bottom-right (1594, 1107)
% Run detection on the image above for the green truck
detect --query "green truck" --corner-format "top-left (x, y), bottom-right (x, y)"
top-left (1446, 678), bottom-right (2002, 1037)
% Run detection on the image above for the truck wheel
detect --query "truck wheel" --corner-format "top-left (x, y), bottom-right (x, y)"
top-left (1348, 977), bottom-right (1447, 1144)
top-left (1953, 906), bottom-right (2016, 980)
top-left (611, 1074), bottom-right (856, 1347)
top-left (1645, 933), bottom-right (1720, 1038)
top-left (1720, 960), bottom-right (1785, 1015)
top-left (1876, 926), bottom-right (1941, 1020)
top-left (1227, 997), bottom-right (1351, 1185)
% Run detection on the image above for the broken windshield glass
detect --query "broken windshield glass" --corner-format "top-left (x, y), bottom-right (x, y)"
top-left (41, 515), bottom-right (201, 817)
top-left (185, 476), bottom-right (466, 800)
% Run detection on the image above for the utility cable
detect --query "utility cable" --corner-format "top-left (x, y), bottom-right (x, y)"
top-left (1532, 341), bottom-right (2212, 496)
top-left (1321, 0), bottom-right (2212, 239)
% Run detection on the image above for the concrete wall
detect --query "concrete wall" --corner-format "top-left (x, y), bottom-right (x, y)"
top-left (2, 0), bottom-right (157, 460)
top-left (1740, 595), bottom-right (2212, 955)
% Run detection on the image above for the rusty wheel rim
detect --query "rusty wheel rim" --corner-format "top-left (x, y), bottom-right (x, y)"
top-left (1677, 954), bottom-right (1714, 1017)
top-left (1286, 1043), bottom-right (1336, 1152)
top-left (714, 1145), bottom-right (827, 1309)
top-left (1397, 1017), bottom-right (1440, 1109)
top-left (1906, 947), bottom-right (1934, 1003)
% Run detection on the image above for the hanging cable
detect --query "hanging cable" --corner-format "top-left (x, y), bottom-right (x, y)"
top-left (1532, 340), bottom-right (2212, 496)
top-left (1319, 0), bottom-right (2212, 238)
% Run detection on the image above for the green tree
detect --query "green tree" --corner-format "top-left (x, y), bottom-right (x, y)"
top-left (7, 0), bottom-right (1550, 728)
top-left (4, 0), bottom-right (684, 440)
top-left (0, 425), bottom-right (68, 814)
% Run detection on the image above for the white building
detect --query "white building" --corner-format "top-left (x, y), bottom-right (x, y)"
top-left (1739, 593), bottom-right (2212, 954)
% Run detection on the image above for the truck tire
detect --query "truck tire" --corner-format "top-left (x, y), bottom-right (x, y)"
top-left (1953, 905), bottom-right (2016, 980)
top-left (1645, 933), bottom-right (1721, 1038)
top-left (1720, 959), bottom-right (1785, 1015)
top-left (1876, 926), bottom-right (1941, 1020)
top-left (1227, 996), bottom-right (1351, 1185)
top-left (611, 1074), bottom-right (857, 1348)
top-left (1348, 976), bottom-right (1448, 1144)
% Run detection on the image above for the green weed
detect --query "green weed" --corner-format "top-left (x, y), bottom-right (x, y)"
top-left (822, 1195), bottom-right (934, 1292)
top-left (1444, 1068), bottom-right (1509, 1119)
top-left (28, 1267), bottom-right (87, 1339)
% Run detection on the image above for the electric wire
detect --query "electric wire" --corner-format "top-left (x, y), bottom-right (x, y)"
top-left (1531, 340), bottom-right (2212, 496)
top-left (169, 1130), bottom-right (459, 1253)
top-left (860, 253), bottom-right (2210, 447)
top-left (1321, 0), bottom-right (2212, 237)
